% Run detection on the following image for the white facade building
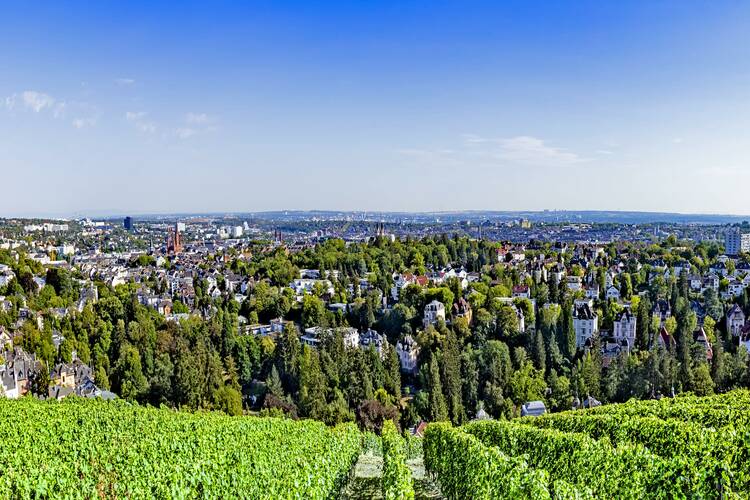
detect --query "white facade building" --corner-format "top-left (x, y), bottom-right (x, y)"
top-left (573, 303), bottom-right (598, 348)
top-left (727, 304), bottom-right (746, 337)
top-left (396, 335), bottom-right (420, 373)
top-left (340, 327), bottom-right (360, 349)
top-left (613, 309), bottom-right (637, 350)
top-left (423, 300), bottom-right (446, 328)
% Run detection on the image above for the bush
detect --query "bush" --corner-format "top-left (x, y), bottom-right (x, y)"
top-left (213, 386), bottom-right (243, 416)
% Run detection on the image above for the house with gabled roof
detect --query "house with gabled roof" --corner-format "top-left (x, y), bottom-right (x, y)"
top-left (694, 328), bottom-right (713, 361)
top-left (573, 303), bottom-right (598, 348)
top-left (727, 304), bottom-right (746, 337)
top-left (655, 326), bottom-right (676, 350)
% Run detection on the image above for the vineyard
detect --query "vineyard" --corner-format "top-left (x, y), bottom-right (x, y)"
top-left (2, 391), bottom-right (749, 499)
top-left (424, 390), bottom-right (750, 499)
top-left (0, 398), bottom-right (360, 499)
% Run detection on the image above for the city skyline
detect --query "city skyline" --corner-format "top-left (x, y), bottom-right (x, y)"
top-left (2, 2), bottom-right (750, 216)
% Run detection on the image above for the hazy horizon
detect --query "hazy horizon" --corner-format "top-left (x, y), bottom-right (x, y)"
top-left (2, 2), bottom-right (749, 215)
top-left (5, 208), bottom-right (750, 222)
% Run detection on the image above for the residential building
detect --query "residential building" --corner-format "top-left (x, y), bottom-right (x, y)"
top-left (423, 300), bottom-right (446, 328)
top-left (694, 328), bottom-right (713, 361)
top-left (606, 285), bottom-right (621, 301)
top-left (727, 280), bottom-right (746, 298)
top-left (656, 326), bottom-right (676, 350)
top-left (396, 335), bottom-right (420, 374)
top-left (566, 275), bottom-right (582, 291)
top-left (652, 299), bottom-right (671, 327)
top-left (573, 303), bottom-right (598, 348)
top-left (511, 285), bottom-right (530, 299)
top-left (340, 327), bottom-right (360, 349)
top-left (727, 304), bottom-right (746, 337)
top-left (726, 229), bottom-right (750, 256)
top-left (360, 329), bottom-right (385, 357)
top-left (451, 297), bottom-right (472, 324)
top-left (584, 283), bottom-right (600, 300)
top-left (520, 401), bottom-right (546, 417)
top-left (613, 308), bottom-right (637, 349)
top-left (301, 326), bottom-right (325, 347)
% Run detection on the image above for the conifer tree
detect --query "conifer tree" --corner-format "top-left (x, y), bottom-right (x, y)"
top-left (384, 341), bottom-right (402, 400)
top-left (461, 346), bottom-right (479, 417)
top-left (441, 331), bottom-right (464, 425)
top-left (427, 354), bottom-right (448, 422)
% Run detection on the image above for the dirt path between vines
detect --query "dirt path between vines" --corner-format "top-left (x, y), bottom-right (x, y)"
top-left (341, 452), bottom-right (443, 499)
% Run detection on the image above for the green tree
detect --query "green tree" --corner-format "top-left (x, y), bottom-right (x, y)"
top-left (214, 385), bottom-right (243, 416)
top-left (427, 354), bottom-right (448, 422)
top-left (278, 323), bottom-right (301, 384)
top-left (546, 370), bottom-right (571, 411)
top-left (441, 331), bottom-right (464, 425)
top-left (692, 362), bottom-right (715, 396)
top-left (114, 343), bottom-right (148, 400)
top-left (29, 363), bottom-right (50, 397)
top-left (301, 294), bottom-right (327, 328)
top-left (266, 365), bottom-right (284, 397)
top-left (298, 346), bottom-right (327, 419)
top-left (636, 297), bottom-right (652, 351)
top-left (508, 361), bottom-right (546, 408)
top-left (460, 346), bottom-right (479, 417)
top-left (580, 349), bottom-right (602, 399)
top-left (384, 341), bottom-right (402, 400)
top-left (532, 330), bottom-right (546, 374)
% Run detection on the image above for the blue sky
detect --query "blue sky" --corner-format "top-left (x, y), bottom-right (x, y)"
top-left (1, 1), bottom-right (750, 216)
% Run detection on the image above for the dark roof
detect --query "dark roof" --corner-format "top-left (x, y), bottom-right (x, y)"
top-left (653, 299), bottom-right (671, 314)
top-left (615, 309), bottom-right (634, 321)
top-left (574, 304), bottom-right (596, 320)
top-left (728, 304), bottom-right (744, 318)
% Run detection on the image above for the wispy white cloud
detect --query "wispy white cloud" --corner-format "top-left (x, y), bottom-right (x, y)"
top-left (175, 127), bottom-right (197, 139)
top-left (3, 90), bottom-right (98, 130)
top-left (464, 135), bottom-right (584, 166)
top-left (3, 95), bottom-right (16, 109)
top-left (115, 78), bottom-right (135, 86)
top-left (4, 90), bottom-right (58, 113)
top-left (174, 112), bottom-right (217, 139)
top-left (125, 111), bottom-right (147, 121)
top-left (186, 112), bottom-right (210, 124)
top-left (125, 111), bottom-right (156, 133)
top-left (22, 91), bottom-right (56, 112)
top-left (136, 122), bottom-right (156, 133)
top-left (53, 101), bottom-right (67, 118)
top-left (72, 116), bottom-right (97, 129)
top-left (399, 134), bottom-right (587, 169)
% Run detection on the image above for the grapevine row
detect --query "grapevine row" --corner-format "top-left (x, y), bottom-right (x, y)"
top-left (0, 398), bottom-right (361, 499)
top-left (462, 420), bottom-right (733, 498)
top-left (381, 420), bottom-right (415, 500)
top-left (423, 423), bottom-right (590, 499)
